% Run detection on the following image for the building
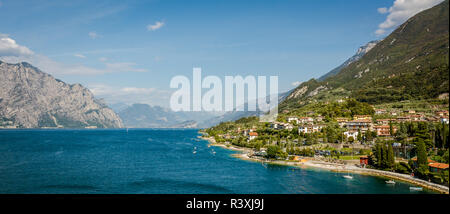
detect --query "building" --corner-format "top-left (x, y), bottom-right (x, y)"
top-left (299, 117), bottom-right (314, 124)
top-left (426, 116), bottom-right (440, 123)
top-left (315, 116), bottom-right (324, 122)
top-left (298, 124), bottom-right (323, 134)
top-left (408, 114), bottom-right (425, 121)
top-left (243, 129), bottom-right (254, 136)
top-left (360, 156), bottom-right (369, 167)
top-left (375, 109), bottom-right (387, 115)
top-left (248, 132), bottom-right (258, 141)
top-left (396, 116), bottom-right (410, 122)
top-left (287, 117), bottom-right (299, 124)
top-left (270, 122), bottom-right (293, 130)
top-left (345, 119), bottom-right (373, 133)
top-left (353, 115), bottom-right (372, 121)
top-left (435, 110), bottom-right (449, 117)
top-left (440, 117), bottom-right (449, 124)
top-left (376, 119), bottom-right (395, 125)
top-left (374, 125), bottom-right (396, 136)
top-left (336, 117), bottom-right (349, 127)
top-left (411, 157), bottom-right (436, 168)
top-left (404, 110), bottom-right (416, 114)
top-left (286, 123), bottom-right (294, 131)
top-left (428, 163), bottom-right (449, 173)
top-left (344, 131), bottom-right (358, 140)
top-left (270, 122), bottom-right (284, 130)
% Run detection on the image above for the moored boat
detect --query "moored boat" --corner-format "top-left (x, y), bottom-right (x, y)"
top-left (386, 180), bottom-right (396, 184)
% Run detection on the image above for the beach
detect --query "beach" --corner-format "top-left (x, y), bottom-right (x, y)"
top-left (200, 136), bottom-right (449, 194)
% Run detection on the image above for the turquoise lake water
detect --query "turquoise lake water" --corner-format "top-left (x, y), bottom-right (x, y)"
top-left (0, 129), bottom-right (434, 194)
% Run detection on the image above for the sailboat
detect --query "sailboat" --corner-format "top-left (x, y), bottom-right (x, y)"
top-left (343, 151), bottom-right (353, 179)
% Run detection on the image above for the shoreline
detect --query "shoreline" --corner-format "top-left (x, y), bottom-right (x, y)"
top-left (199, 136), bottom-right (449, 194)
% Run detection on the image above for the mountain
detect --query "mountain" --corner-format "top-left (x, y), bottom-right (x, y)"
top-left (118, 103), bottom-right (217, 128)
top-left (318, 40), bottom-right (379, 81)
top-left (199, 90), bottom-right (292, 127)
top-left (118, 90), bottom-right (292, 128)
top-left (0, 61), bottom-right (123, 128)
top-left (280, 0), bottom-right (449, 111)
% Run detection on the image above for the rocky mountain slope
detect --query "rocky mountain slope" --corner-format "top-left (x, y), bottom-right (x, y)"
top-left (318, 40), bottom-right (379, 81)
top-left (0, 61), bottom-right (123, 128)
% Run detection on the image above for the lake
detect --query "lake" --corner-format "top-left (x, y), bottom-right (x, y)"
top-left (0, 129), bottom-right (434, 194)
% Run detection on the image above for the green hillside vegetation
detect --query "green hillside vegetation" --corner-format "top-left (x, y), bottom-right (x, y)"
top-left (280, 0), bottom-right (449, 111)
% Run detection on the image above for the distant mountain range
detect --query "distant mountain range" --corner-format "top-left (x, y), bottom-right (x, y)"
top-left (280, 0), bottom-right (449, 111)
top-left (0, 61), bottom-right (123, 128)
top-left (117, 103), bottom-right (217, 128)
top-left (117, 90), bottom-right (291, 128)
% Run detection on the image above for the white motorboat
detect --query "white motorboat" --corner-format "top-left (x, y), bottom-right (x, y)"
top-left (410, 187), bottom-right (423, 191)
top-left (343, 175), bottom-right (353, 179)
top-left (385, 180), bottom-right (396, 184)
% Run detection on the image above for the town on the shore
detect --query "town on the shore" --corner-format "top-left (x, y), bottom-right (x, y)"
top-left (203, 100), bottom-right (449, 188)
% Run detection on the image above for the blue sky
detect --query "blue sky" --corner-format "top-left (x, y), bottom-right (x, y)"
top-left (0, 0), bottom-right (444, 107)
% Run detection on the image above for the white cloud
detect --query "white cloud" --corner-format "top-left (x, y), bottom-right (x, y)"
top-left (88, 31), bottom-right (100, 39)
top-left (0, 34), bottom-right (148, 75)
top-left (291, 81), bottom-right (302, 87)
top-left (74, 53), bottom-right (86, 58)
top-left (0, 34), bottom-right (34, 56)
top-left (2, 54), bottom-right (148, 75)
top-left (105, 62), bottom-right (148, 73)
top-left (377, 7), bottom-right (388, 14)
top-left (88, 84), bottom-right (172, 107)
top-left (147, 21), bottom-right (165, 31)
top-left (375, 0), bottom-right (444, 36)
top-left (121, 87), bottom-right (156, 93)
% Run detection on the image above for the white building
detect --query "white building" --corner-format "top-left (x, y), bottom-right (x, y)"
top-left (287, 117), bottom-right (299, 124)
top-left (344, 131), bottom-right (358, 140)
top-left (298, 125), bottom-right (323, 134)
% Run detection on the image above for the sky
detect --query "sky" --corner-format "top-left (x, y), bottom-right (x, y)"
top-left (0, 0), bottom-right (445, 108)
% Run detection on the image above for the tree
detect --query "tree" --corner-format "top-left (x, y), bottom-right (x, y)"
top-left (417, 141), bottom-right (428, 166)
top-left (266, 145), bottom-right (287, 160)
top-left (348, 136), bottom-right (354, 143)
top-left (389, 122), bottom-right (394, 136)
top-left (387, 143), bottom-right (395, 169)
top-left (375, 143), bottom-right (382, 168)
top-left (357, 129), bottom-right (362, 142)
top-left (266, 145), bottom-right (280, 159)
top-left (382, 143), bottom-right (389, 169)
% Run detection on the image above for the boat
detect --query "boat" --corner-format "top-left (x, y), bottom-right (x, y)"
top-left (193, 150), bottom-right (197, 154)
top-left (343, 153), bottom-right (354, 179)
top-left (343, 175), bottom-right (353, 179)
top-left (385, 180), bottom-right (396, 184)
top-left (410, 187), bottom-right (423, 191)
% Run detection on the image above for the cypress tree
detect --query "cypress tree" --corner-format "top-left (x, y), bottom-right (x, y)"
top-left (382, 143), bottom-right (389, 169)
top-left (387, 143), bottom-right (395, 169)
top-left (376, 143), bottom-right (382, 168)
top-left (417, 141), bottom-right (428, 166)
